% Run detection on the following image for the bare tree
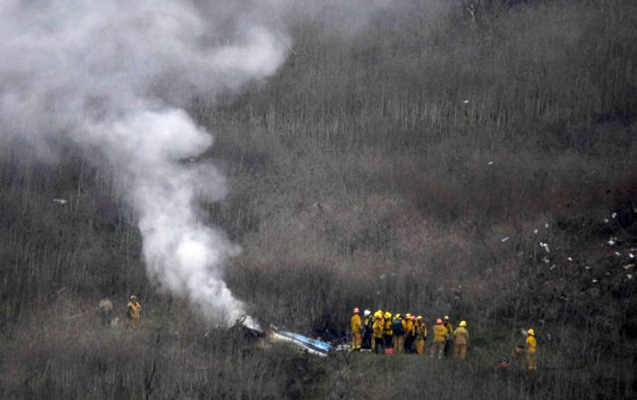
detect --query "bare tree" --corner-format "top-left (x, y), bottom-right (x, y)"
top-left (465, 0), bottom-right (481, 24)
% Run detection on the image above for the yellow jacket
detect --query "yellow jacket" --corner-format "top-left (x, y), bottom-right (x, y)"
top-left (351, 314), bottom-right (362, 333)
top-left (444, 322), bottom-right (454, 340)
top-left (404, 320), bottom-right (414, 336)
top-left (453, 327), bottom-right (469, 345)
top-left (433, 324), bottom-right (448, 343)
top-left (526, 336), bottom-right (537, 354)
top-left (372, 318), bottom-right (384, 338)
top-left (415, 321), bottom-right (427, 339)
top-left (384, 318), bottom-right (393, 336)
top-left (127, 301), bottom-right (141, 319)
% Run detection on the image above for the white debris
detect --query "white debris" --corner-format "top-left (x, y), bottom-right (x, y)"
top-left (502, 237), bottom-right (510, 242)
top-left (629, 253), bottom-right (634, 259)
top-left (379, 274), bottom-right (386, 280)
top-left (628, 274), bottom-right (634, 280)
top-left (604, 219), bottom-right (609, 223)
top-left (488, 161), bottom-right (494, 165)
top-left (550, 265), bottom-right (556, 270)
top-left (607, 238), bottom-right (616, 246)
top-left (533, 229), bottom-right (538, 235)
top-left (567, 257), bottom-right (573, 262)
top-left (606, 272), bottom-right (610, 276)
top-left (463, 100), bottom-right (470, 104)
top-left (542, 257), bottom-right (550, 264)
top-left (592, 279), bottom-right (598, 283)
top-left (585, 266), bottom-right (591, 270)
top-left (539, 242), bottom-right (550, 253)
top-left (612, 212), bottom-right (617, 219)
top-left (53, 198), bottom-right (67, 205)
top-left (615, 252), bottom-right (621, 257)
top-left (544, 223), bottom-right (549, 228)
top-left (623, 264), bottom-right (635, 270)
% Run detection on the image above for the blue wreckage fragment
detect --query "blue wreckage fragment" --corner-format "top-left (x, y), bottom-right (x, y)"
top-left (270, 327), bottom-right (333, 356)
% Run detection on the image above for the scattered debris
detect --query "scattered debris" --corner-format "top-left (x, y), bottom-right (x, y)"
top-left (607, 238), bottom-right (616, 246)
top-left (53, 198), bottom-right (67, 205)
top-left (567, 257), bottom-right (573, 262)
top-left (488, 161), bottom-right (494, 165)
top-left (542, 257), bottom-right (550, 264)
top-left (612, 212), bottom-right (617, 219)
top-left (623, 264), bottom-right (635, 270)
top-left (501, 236), bottom-right (510, 242)
top-left (463, 100), bottom-right (470, 104)
top-left (592, 279), bottom-right (598, 283)
top-left (539, 242), bottom-right (550, 253)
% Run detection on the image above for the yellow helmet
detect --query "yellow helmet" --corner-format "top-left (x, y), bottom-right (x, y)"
top-left (527, 329), bottom-right (535, 336)
top-left (417, 316), bottom-right (423, 320)
top-left (374, 311), bottom-right (382, 318)
top-left (459, 321), bottom-right (467, 327)
top-left (384, 312), bottom-right (391, 319)
top-left (395, 313), bottom-right (401, 319)
top-left (405, 313), bottom-right (411, 318)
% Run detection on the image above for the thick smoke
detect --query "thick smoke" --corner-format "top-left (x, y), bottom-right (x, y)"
top-left (0, 0), bottom-right (390, 325)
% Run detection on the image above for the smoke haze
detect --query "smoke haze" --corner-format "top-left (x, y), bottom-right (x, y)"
top-left (0, 0), bottom-right (391, 324)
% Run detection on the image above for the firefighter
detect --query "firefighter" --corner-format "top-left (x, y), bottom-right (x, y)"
top-left (351, 307), bottom-right (362, 351)
top-left (392, 314), bottom-right (405, 353)
top-left (127, 295), bottom-right (141, 328)
top-left (372, 311), bottom-right (385, 354)
top-left (430, 318), bottom-right (447, 360)
top-left (414, 316), bottom-right (428, 355)
top-left (98, 297), bottom-right (113, 326)
top-left (525, 329), bottom-right (538, 370)
top-left (404, 314), bottom-right (416, 353)
top-left (384, 311), bottom-right (394, 352)
top-left (453, 320), bottom-right (469, 360)
top-left (362, 310), bottom-right (373, 351)
top-left (443, 316), bottom-right (454, 357)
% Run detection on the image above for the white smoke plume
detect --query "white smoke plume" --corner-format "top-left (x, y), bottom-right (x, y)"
top-left (0, 0), bottom-right (391, 325)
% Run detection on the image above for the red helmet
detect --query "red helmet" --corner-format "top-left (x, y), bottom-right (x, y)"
top-left (436, 318), bottom-right (443, 325)
top-left (353, 307), bottom-right (360, 314)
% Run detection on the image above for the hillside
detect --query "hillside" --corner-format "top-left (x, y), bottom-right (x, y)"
top-left (1, 0), bottom-right (637, 399)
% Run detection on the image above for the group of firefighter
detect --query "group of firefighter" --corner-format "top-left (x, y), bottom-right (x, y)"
top-left (98, 294), bottom-right (142, 328)
top-left (350, 308), bottom-right (538, 369)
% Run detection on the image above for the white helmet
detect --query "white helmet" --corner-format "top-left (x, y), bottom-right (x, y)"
top-left (364, 309), bottom-right (371, 317)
